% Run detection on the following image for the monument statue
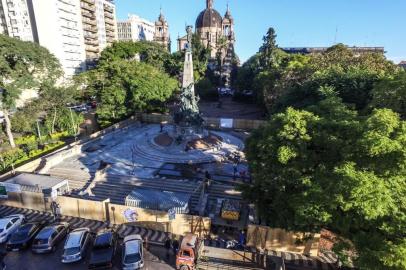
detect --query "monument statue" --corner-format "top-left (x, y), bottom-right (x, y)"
top-left (173, 25), bottom-right (204, 137)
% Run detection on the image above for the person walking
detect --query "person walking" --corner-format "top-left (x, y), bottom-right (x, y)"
top-left (172, 238), bottom-right (179, 256)
top-left (164, 237), bottom-right (172, 260)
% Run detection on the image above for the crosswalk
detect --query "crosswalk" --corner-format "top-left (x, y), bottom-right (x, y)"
top-left (0, 205), bottom-right (169, 245)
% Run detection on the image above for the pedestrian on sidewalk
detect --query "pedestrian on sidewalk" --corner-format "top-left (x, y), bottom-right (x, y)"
top-left (143, 237), bottom-right (149, 251)
top-left (164, 237), bottom-right (172, 260)
top-left (172, 238), bottom-right (179, 255)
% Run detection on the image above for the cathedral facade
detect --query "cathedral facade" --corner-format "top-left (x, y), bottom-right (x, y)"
top-left (177, 0), bottom-right (236, 86)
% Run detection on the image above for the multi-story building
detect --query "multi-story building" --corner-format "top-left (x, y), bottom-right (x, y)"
top-left (80, 0), bottom-right (117, 66)
top-left (29, 0), bottom-right (87, 77)
top-left (153, 10), bottom-right (170, 51)
top-left (117, 14), bottom-right (154, 42)
top-left (0, 0), bottom-right (34, 41)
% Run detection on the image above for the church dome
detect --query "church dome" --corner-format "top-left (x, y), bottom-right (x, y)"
top-left (196, 3), bottom-right (222, 29)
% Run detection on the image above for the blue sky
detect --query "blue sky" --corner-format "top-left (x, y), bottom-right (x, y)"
top-left (115, 0), bottom-right (405, 63)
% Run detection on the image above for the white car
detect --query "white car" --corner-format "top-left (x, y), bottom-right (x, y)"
top-left (122, 235), bottom-right (144, 270)
top-left (0, 214), bottom-right (25, 243)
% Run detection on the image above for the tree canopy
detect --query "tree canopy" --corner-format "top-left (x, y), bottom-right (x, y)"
top-left (0, 34), bottom-right (62, 147)
top-left (244, 90), bottom-right (406, 269)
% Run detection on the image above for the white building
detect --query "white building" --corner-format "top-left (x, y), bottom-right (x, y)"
top-left (117, 14), bottom-right (154, 42)
top-left (29, 0), bottom-right (86, 77)
top-left (0, 0), bottom-right (34, 41)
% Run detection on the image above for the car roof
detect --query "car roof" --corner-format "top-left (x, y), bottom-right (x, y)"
top-left (124, 234), bottom-right (142, 242)
top-left (37, 227), bottom-right (56, 239)
top-left (125, 239), bottom-right (141, 255)
top-left (95, 231), bottom-right (113, 246)
top-left (65, 228), bottom-right (88, 248)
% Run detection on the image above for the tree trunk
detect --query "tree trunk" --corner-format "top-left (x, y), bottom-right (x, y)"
top-left (51, 107), bottom-right (57, 134)
top-left (3, 110), bottom-right (16, 148)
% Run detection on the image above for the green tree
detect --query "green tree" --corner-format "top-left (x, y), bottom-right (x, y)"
top-left (40, 85), bottom-right (78, 134)
top-left (85, 60), bottom-right (177, 126)
top-left (270, 44), bottom-right (399, 113)
top-left (259, 27), bottom-right (279, 69)
top-left (371, 72), bottom-right (406, 118)
top-left (0, 34), bottom-right (62, 148)
top-left (244, 92), bottom-right (406, 269)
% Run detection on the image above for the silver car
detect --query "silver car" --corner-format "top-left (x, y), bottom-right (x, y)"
top-left (0, 214), bottom-right (25, 243)
top-left (61, 227), bottom-right (91, 263)
top-left (32, 222), bottom-right (70, 253)
top-left (122, 235), bottom-right (144, 270)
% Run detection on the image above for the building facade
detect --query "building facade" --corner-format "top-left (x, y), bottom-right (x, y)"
top-left (153, 10), bottom-right (170, 51)
top-left (29, 0), bottom-right (87, 77)
top-left (0, 0), bottom-right (34, 41)
top-left (178, 0), bottom-right (236, 86)
top-left (0, 0), bottom-right (117, 77)
top-left (80, 0), bottom-right (118, 67)
top-left (117, 14), bottom-right (154, 42)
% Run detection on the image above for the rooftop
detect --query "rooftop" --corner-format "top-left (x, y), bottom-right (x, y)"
top-left (5, 173), bottom-right (67, 190)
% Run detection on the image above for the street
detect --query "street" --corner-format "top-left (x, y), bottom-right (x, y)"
top-left (2, 243), bottom-right (175, 270)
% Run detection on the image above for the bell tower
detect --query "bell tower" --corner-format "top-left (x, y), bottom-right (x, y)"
top-left (153, 9), bottom-right (171, 52)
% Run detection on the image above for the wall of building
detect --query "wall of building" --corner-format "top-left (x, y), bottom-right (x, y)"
top-left (0, 0), bottom-right (34, 41)
top-left (117, 14), bottom-right (154, 42)
top-left (30, 0), bottom-right (86, 77)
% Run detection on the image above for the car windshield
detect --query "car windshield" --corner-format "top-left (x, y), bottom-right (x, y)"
top-left (64, 247), bottom-right (80, 256)
top-left (10, 224), bottom-right (33, 241)
top-left (124, 253), bottom-right (141, 264)
top-left (124, 240), bottom-right (141, 264)
top-left (65, 231), bottom-right (82, 248)
top-left (94, 233), bottom-right (112, 249)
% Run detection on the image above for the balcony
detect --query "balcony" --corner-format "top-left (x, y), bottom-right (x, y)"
top-left (105, 25), bottom-right (115, 32)
top-left (82, 0), bottom-right (95, 4)
top-left (81, 10), bottom-right (94, 19)
top-left (104, 17), bottom-right (115, 26)
top-left (106, 31), bottom-right (115, 38)
top-left (83, 24), bottom-right (97, 33)
top-left (80, 2), bottom-right (95, 12)
top-left (82, 17), bottom-right (97, 26)
top-left (103, 4), bottom-right (114, 13)
top-left (86, 45), bottom-right (99, 53)
top-left (104, 11), bottom-right (114, 19)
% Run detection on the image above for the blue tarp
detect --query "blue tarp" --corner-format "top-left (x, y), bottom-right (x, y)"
top-left (125, 188), bottom-right (191, 214)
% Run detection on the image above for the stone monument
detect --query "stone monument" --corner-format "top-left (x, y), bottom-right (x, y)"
top-left (173, 26), bottom-right (204, 139)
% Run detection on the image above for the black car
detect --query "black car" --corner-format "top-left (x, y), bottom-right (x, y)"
top-left (32, 222), bottom-right (70, 253)
top-left (88, 229), bottom-right (118, 269)
top-left (6, 221), bottom-right (46, 251)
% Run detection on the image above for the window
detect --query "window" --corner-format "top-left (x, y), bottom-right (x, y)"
top-left (182, 250), bottom-right (191, 257)
top-left (11, 218), bottom-right (19, 223)
top-left (6, 222), bottom-right (12, 230)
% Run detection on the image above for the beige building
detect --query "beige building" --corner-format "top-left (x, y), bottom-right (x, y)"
top-left (117, 14), bottom-right (155, 42)
top-left (0, 0), bottom-right (34, 41)
top-left (80, 0), bottom-right (118, 66)
top-left (153, 10), bottom-right (170, 51)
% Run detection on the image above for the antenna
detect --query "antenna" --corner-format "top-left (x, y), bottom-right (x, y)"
top-left (334, 26), bottom-right (338, 44)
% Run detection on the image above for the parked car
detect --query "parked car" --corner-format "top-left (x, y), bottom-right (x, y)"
top-left (6, 221), bottom-right (47, 251)
top-left (32, 222), bottom-right (70, 253)
top-left (88, 229), bottom-right (118, 269)
top-left (61, 227), bottom-right (91, 263)
top-left (122, 235), bottom-right (144, 270)
top-left (0, 214), bottom-right (25, 243)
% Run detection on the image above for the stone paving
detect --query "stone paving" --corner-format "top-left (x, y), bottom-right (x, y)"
top-left (46, 124), bottom-right (244, 178)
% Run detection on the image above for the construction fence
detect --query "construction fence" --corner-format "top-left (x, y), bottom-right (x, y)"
top-left (1, 190), bottom-right (210, 237)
